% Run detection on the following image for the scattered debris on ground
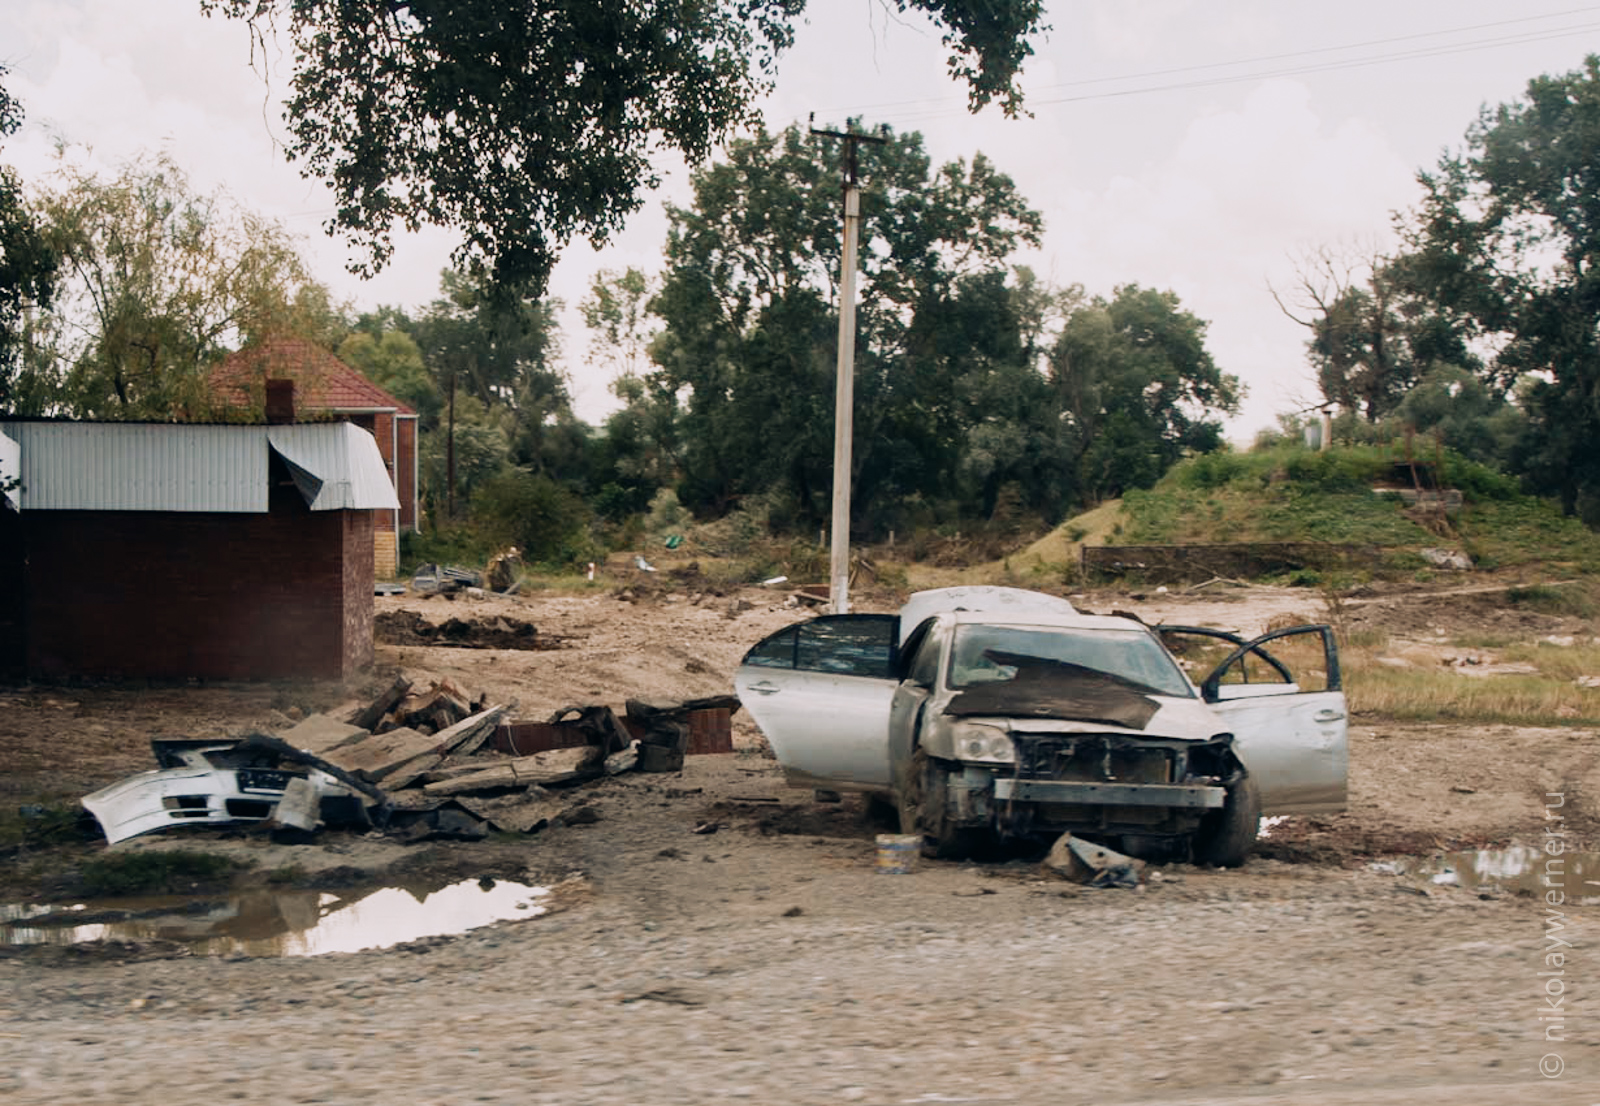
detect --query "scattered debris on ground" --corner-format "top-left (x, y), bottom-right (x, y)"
top-left (374, 610), bottom-right (553, 650)
top-left (1040, 833), bottom-right (1146, 888)
top-left (77, 675), bottom-right (743, 848)
top-left (410, 563), bottom-right (483, 595)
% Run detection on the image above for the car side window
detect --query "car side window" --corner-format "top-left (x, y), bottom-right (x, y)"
top-left (744, 626), bottom-right (799, 669)
top-left (742, 616), bottom-right (897, 679)
top-left (796, 619), bottom-right (896, 678)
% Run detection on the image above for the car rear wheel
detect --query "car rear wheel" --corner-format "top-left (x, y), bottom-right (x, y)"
top-left (899, 749), bottom-right (981, 860)
top-left (1192, 775), bottom-right (1260, 868)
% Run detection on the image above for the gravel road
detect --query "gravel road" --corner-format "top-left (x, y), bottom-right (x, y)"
top-left (5, 756), bottom-right (1595, 1105)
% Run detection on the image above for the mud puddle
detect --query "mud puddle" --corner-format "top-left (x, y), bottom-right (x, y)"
top-left (0, 877), bottom-right (550, 957)
top-left (1379, 845), bottom-right (1600, 901)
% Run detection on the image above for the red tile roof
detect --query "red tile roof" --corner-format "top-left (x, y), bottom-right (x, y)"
top-left (211, 336), bottom-right (417, 416)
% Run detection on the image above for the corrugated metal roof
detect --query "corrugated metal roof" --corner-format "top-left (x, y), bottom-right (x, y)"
top-left (0, 423), bottom-right (269, 512)
top-left (0, 421), bottom-right (399, 513)
top-left (268, 423), bottom-right (400, 511)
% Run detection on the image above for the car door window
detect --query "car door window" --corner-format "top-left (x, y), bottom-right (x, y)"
top-left (742, 615), bottom-right (898, 679)
top-left (1196, 625), bottom-right (1339, 700)
top-left (1159, 625), bottom-right (1304, 694)
top-left (743, 625), bottom-right (802, 669)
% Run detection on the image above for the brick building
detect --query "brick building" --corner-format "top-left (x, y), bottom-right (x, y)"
top-left (211, 337), bottom-right (419, 576)
top-left (0, 420), bottom-right (399, 681)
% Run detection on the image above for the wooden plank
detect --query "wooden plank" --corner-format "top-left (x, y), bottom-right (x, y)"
top-left (436, 704), bottom-right (510, 756)
top-left (320, 726), bottom-right (442, 784)
top-left (422, 747), bottom-right (601, 794)
top-left (349, 675), bottom-right (412, 732)
top-left (279, 714), bottom-right (370, 756)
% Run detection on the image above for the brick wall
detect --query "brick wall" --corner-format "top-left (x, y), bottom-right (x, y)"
top-left (371, 411), bottom-right (394, 469)
top-left (396, 415), bottom-right (418, 531)
top-left (24, 474), bottom-right (375, 680)
top-left (0, 506), bottom-right (24, 675)
top-left (342, 509), bottom-right (375, 675)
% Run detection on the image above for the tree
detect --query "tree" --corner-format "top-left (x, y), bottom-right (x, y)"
top-left (31, 153), bottom-right (328, 419)
top-left (649, 124), bottom-right (1047, 526)
top-left (416, 393), bottom-right (510, 519)
top-left (1273, 245), bottom-right (1481, 422)
top-left (201, 0), bottom-right (1047, 293)
top-left (1273, 246), bottom-right (1413, 421)
top-left (411, 268), bottom-right (563, 411)
top-left (1398, 55), bottom-right (1600, 520)
top-left (581, 267), bottom-right (658, 385)
top-left (0, 66), bottom-right (59, 414)
top-left (1049, 284), bottom-right (1241, 502)
top-left (337, 328), bottom-right (442, 426)
top-left (1382, 363), bottom-right (1526, 470)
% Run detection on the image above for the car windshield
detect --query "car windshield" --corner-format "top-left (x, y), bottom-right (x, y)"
top-left (947, 624), bottom-right (1194, 698)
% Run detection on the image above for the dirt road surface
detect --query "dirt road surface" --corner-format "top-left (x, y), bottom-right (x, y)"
top-left (2, 581), bottom-right (1597, 1104)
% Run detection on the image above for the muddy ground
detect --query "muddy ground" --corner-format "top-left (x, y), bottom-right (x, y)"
top-left (2, 578), bottom-right (1598, 1103)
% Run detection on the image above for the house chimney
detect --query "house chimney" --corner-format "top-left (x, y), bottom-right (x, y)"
top-left (265, 379), bottom-right (296, 424)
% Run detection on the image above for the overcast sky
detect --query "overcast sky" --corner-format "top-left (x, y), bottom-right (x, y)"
top-left (4, 1), bottom-right (1598, 434)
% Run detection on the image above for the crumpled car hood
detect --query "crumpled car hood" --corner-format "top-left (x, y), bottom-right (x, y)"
top-left (946, 694), bottom-right (1224, 742)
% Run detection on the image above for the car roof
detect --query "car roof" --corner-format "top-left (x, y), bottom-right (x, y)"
top-left (899, 586), bottom-right (1078, 642)
top-left (940, 609), bottom-right (1155, 634)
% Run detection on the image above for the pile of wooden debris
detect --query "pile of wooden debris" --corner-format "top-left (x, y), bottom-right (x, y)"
top-left (80, 673), bottom-right (739, 847)
top-left (272, 675), bottom-right (737, 842)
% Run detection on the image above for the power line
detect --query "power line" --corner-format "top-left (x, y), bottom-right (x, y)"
top-left (813, 7), bottom-right (1600, 128)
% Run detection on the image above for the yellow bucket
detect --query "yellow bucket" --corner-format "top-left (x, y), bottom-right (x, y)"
top-left (875, 834), bottom-right (920, 874)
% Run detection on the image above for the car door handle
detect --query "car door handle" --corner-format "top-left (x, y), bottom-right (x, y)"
top-left (1314, 709), bottom-right (1345, 723)
top-left (747, 681), bottom-right (780, 696)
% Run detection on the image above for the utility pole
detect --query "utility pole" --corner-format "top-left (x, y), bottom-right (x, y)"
top-left (811, 116), bottom-right (886, 615)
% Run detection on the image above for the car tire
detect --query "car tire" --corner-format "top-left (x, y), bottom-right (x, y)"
top-left (1193, 775), bottom-right (1261, 868)
top-left (900, 749), bottom-right (980, 860)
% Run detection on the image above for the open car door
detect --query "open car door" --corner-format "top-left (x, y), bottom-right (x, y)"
top-left (1158, 625), bottom-right (1348, 815)
top-left (733, 614), bottom-right (900, 791)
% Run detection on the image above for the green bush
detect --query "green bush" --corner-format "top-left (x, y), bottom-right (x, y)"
top-left (1281, 450), bottom-right (1374, 494)
top-left (400, 523), bottom-right (493, 574)
top-left (470, 470), bottom-right (596, 567)
top-left (1171, 450), bottom-right (1254, 491)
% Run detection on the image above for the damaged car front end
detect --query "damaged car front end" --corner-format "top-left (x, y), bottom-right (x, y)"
top-left (891, 618), bottom-right (1257, 862)
top-left (82, 735), bottom-right (389, 845)
top-left (939, 730), bottom-right (1245, 847)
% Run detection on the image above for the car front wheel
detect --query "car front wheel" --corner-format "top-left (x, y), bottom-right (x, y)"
top-left (899, 748), bottom-right (981, 860)
top-left (1192, 775), bottom-right (1261, 868)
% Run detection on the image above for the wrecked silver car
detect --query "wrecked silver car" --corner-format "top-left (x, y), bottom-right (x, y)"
top-left (82, 736), bottom-right (388, 845)
top-left (735, 587), bottom-right (1347, 864)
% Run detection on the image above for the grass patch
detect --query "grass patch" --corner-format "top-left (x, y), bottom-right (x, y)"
top-left (1496, 640), bottom-right (1600, 679)
top-left (1340, 632), bottom-right (1600, 725)
top-left (1457, 500), bottom-right (1600, 570)
top-left (1082, 444), bottom-right (1600, 574)
top-left (1120, 483), bottom-right (1435, 547)
top-left (1346, 662), bottom-right (1600, 725)
top-left (265, 864), bottom-right (307, 886)
top-left (1504, 582), bottom-right (1599, 619)
top-left (76, 850), bottom-right (251, 898)
top-left (0, 801), bottom-right (93, 850)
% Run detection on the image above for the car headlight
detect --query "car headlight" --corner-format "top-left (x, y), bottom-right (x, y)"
top-left (950, 722), bottom-right (1015, 764)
